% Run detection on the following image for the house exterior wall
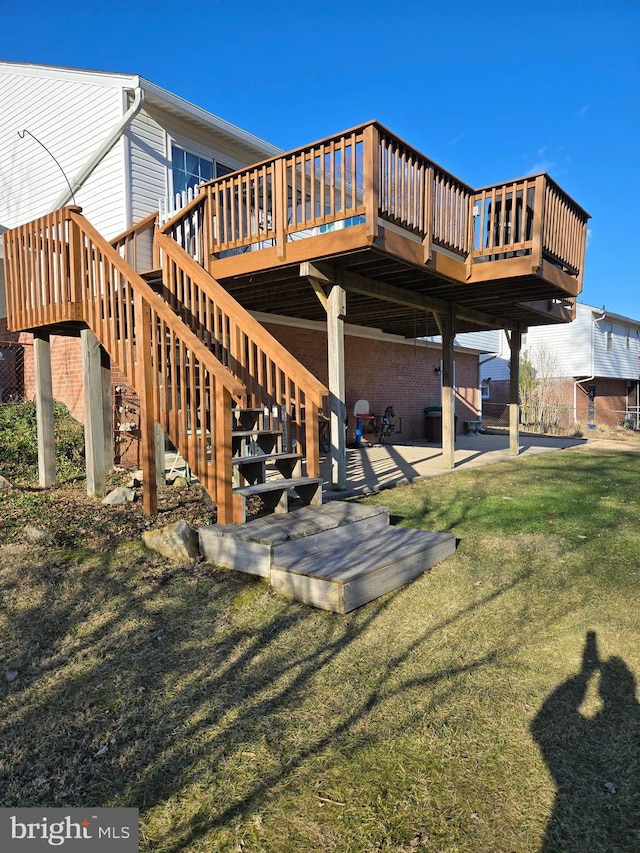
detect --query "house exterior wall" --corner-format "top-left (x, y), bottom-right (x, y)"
top-left (262, 319), bottom-right (479, 440)
top-left (593, 316), bottom-right (640, 378)
top-left (0, 66), bottom-right (127, 237)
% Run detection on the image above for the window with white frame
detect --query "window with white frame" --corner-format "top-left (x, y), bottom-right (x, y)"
top-left (606, 325), bottom-right (613, 351)
top-left (170, 143), bottom-right (233, 195)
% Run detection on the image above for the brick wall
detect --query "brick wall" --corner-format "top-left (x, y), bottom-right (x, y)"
top-left (263, 322), bottom-right (479, 440)
top-left (14, 319), bottom-right (480, 465)
top-left (484, 376), bottom-right (633, 429)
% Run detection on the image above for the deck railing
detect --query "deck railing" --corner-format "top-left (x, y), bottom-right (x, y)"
top-left (155, 232), bottom-right (326, 476)
top-left (471, 174), bottom-right (589, 282)
top-left (111, 211), bottom-right (158, 273)
top-left (157, 121), bottom-right (586, 286)
top-left (3, 207), bottom-right (246, 521)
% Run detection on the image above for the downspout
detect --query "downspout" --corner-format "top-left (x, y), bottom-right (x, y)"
top-left (573, 307), bottom-right (606, 423)
top-left (50, 85), bottom-right (145, 211)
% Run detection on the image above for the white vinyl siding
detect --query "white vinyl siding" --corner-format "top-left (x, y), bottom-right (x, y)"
top-left (0, 71), bottom-right (125, 232)
top-left (593, 319), bottom-right (640, 378)
top-left (127, 107), bottom-right (167, 224)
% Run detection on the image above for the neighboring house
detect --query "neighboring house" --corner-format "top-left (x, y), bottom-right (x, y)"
top-left (461, 304), bottom-right (640, 429)
top-left (0, 61), bottom-right (488, 459)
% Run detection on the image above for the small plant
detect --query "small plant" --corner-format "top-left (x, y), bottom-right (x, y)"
top-left (0, 400), bottom-right (85, 482)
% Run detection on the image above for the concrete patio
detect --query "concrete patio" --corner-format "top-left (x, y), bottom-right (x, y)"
top-left (321, 431), bottom-right (588, 500)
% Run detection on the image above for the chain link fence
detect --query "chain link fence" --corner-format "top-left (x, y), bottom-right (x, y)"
top-left (0, 342), bottom-right (26, 405)
top-left (482, 400), bottom-right (576, 433)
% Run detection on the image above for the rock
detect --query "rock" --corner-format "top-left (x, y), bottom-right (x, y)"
top-left (142, 520), bottom-right (200, 563)
top-left (102, 486), bottom-right (135, 506)
top-left (171, 475), bottom-right (190, 488)
top-left (24, 524), bottom-right (52, 545)
top-left (127, 476), bottom-right (142, 489)
top-left (0, 475), bottom-right (13, 491)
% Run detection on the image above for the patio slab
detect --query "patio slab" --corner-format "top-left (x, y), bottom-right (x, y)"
top-left (321, 431), bottom-right (588, 500)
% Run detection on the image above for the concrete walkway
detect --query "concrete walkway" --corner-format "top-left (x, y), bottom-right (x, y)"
top-left (321, 431), bottom-right (588, 500)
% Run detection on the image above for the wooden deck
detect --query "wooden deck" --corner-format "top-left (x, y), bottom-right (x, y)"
top-left (2, 119), bottom-right (589, 522)
top-left (161, 120), bottom-right (590, 337)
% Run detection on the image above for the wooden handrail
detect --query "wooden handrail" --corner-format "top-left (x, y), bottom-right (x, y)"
top-left (156, 231), bottom-right (327, 477)
top-left (4, 207), bottom-right (246, 521)
top-left (111, 211), bottom-right (159, 272)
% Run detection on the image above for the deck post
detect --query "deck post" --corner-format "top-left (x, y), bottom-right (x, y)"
top-left (134, 292), bottom-right (158, 515)
top-left (33, 332), bottom-right (56, 488)
top-left (441, 304), bottom-right (456, 470)
top-left (327, 283), bottom-right (347, 490)
top-left (508, 326), bottom-right (522, 456)
top-left (81, 328), bottom-right (107, 497)
top-left (155, 423), bottom-right (166, 486)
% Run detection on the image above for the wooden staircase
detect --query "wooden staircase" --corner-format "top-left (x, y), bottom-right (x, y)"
top-left (231, 406), bottom-right (322, 522)
top-left (3, 207), bottom-right (327, 523)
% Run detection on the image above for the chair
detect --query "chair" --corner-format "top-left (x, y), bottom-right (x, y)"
top-left (353, 400), bottom-right (375, 447)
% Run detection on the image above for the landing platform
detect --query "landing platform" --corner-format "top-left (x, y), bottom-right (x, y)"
top-left (199, 503), bottom-right (456, 613)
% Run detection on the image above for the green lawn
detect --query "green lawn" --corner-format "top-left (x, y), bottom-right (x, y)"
top-left (1, 443), bottom-right (639, 852)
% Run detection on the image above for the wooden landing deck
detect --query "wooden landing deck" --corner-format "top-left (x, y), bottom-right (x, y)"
top-left (198, 503), bottom-right (456, 613)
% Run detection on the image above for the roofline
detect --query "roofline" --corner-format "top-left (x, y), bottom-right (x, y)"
top-left (580, 302), bottom-right (640, 327)
top-left (0, 61), bottom-right (281, 158)
top-left (138, 76), bottom-right (282, 158)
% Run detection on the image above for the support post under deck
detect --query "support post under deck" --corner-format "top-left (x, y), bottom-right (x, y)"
top-left (82, 328), bottom-right (106, 498)
top-left (441, 305), bottom-right (456, 470)
top-left (327, 284), bottom-right (347, 491)
top-left (509, 327), bottom-right (522, 456)
top-left (33, 332), bottom-right (56, 488)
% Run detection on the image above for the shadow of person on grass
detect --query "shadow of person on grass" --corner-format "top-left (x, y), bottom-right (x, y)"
top-left (531, 631), bottom-right (640, 852)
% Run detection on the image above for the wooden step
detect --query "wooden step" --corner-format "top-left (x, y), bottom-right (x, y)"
top-left (198, 503), bottom-right (455, 613)
top-left (232, 452), bottom-right (302, 485)
top-left (233, 476), bottom-right (322, 522)
top-left (272, 526), bottom-right (456, 614)
top-left (199, 503), bottom-right (390, 578)
top-left (232, 428), bottom-right (282, 457)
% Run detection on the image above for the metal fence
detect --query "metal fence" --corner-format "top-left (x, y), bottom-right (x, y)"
top-left (0, 342), bottom-right (26, 405)
top-left (482, 400), bottom-right (576, 432)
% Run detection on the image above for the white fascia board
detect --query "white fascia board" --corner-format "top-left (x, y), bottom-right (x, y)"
top-left (139, 77), bottom-right (282, 159)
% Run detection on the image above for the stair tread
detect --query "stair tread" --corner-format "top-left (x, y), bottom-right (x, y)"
top-left (232, 452), bottom-right (301, 466)
top-left (200, 504), bottom-right (388, 545)
top-left (275, 526), bottom-right (455, 582)
top-left (234, 477), bottom-right (322, 496)
top-left (232, 429), bottom-right (283, 438)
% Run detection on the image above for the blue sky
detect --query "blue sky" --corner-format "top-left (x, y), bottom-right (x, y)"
top-left (2, 0), bottom-right (639, 319)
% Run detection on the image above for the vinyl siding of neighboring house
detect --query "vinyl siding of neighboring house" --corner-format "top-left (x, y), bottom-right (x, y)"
top-left (470, 303), bottom-right (640, 428)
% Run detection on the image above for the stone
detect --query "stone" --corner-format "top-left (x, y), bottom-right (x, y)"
top-left (102, 486), bottom-right (135, 506)
top-left (142, 520), bottom-right (200, 563)
top-left (171, 475), bottom-right (190, 488)
top-left (0, 475), bottom-right (13, 491)
top-left (24, 524), bottom-right (52, 545)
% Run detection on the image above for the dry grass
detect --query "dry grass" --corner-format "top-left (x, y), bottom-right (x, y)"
top-left (1, 444), bottom-right (640, 851)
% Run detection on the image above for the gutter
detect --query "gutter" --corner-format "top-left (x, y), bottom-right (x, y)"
top-left (51, 84), bottom-right (145, 210)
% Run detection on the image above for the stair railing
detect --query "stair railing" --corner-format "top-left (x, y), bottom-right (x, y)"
top-left (111, 211), bottom-right (159, 273)
top-left (3, 207), bottom-right (246, 522)
top-left (155, 231), bottom-right (327, 478)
